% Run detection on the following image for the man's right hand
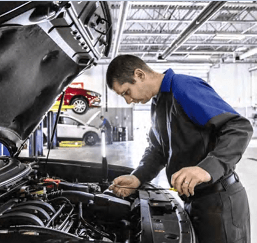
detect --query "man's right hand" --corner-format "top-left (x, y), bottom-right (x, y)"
top-left (108, 175), bottom-right (141, 198)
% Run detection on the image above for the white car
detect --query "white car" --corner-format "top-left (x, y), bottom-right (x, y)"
top-left (43, 114), bottom-right (101, 146)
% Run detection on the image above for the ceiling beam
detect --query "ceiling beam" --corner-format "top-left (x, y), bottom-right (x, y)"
top-left (111, 3), bottom-right (257, 10)
top-left (119, 50), bottom-right (234, 54)
top-left (98, 57), bottom-right (257, 64)
top-left (123, 31), bottom-right (257, 37)
top-left (159, 1), bottom-right (227, 60)
top-left (126, 19), bottom-right (257, 24)
top-left (97, 57), bottom-right (214, 64)
top-left (111, 1), bottom-right (130, 59)
top-left (119, 43), bottom-right (257, 47)
top-left (127, 2), bottom-right (257, 7)
top-left (130, 2), bottom-right (208, 6)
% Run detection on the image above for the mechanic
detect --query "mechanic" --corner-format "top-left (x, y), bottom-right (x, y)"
top-left (99, 115), bottom-right (112, 144)
top-left (107, 54), bottom-right (252, 243)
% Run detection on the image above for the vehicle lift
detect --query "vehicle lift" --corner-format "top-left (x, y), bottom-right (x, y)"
top-left (29, 99), bottom-right (74, 157)
top-left (0, 100), bottom-right (74, 157)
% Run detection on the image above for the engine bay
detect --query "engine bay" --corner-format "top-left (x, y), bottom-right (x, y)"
top-left (0, 157), bottom-right (195, 243)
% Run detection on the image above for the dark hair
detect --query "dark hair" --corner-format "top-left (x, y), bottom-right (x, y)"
top-left (106, 55), bottom-right (152, 89)
top-left (100, 115), bottom-right (104, 119)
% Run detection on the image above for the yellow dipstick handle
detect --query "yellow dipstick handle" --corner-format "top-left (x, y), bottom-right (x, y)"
top-left (169, 187), bottom-right (178, 192)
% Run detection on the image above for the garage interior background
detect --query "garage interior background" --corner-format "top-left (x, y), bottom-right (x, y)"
top-left (69, 1), bottom-right (257, 141)
top-left (0, 1), bottom-right (255, 241)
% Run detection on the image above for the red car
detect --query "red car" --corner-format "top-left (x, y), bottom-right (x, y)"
top-left (58, 86), bottom-right (101, 114)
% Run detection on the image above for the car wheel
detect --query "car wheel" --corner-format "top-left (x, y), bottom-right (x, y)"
top-left (84, 132), bottom-right (98, 146)
top-left (71, 97), bottom-right (88, 114)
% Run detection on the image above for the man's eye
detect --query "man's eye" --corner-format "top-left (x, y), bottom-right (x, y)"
top-left (121, 91), bottom-right (127, 97)
top-left (124, 90), bottom-right (130, 96)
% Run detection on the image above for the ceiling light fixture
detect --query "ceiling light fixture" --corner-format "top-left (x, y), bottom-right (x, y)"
top-left (186, 55), bottom-right (211, 59)
top-left (235, 46), bottom-right (248, 52)
top-left (214, 34), bottom-right (246, 40)
top-left (240, 47), bottom-right (257, 60)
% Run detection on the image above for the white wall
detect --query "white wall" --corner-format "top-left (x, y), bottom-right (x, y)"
top-left (148, 63), bottom-right (209, 81)
top-left (209, 63), bottom-right (252, 108)
top-left (74, 65), bottom-right (104, 95)
top-left (250, 67), bottom-right (257, 107)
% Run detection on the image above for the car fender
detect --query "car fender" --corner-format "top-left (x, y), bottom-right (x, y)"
top-left (70, 95), bottom-right (88, 105)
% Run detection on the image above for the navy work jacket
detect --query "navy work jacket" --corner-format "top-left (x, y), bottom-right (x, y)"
top-left (132, 69), bottom-right (253, 188)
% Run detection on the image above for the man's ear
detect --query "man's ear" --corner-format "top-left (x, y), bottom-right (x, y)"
top-left (134, 68), bottom-right (145, 81)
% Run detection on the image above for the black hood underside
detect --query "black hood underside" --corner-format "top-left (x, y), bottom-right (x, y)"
top-left (0, 1), bottom-right (112, 155)
top-left (0, 24), bottom-right (82, 154)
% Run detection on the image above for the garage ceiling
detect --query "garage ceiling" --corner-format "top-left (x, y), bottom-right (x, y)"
top-left (100, 1), bottom-right (257, 67)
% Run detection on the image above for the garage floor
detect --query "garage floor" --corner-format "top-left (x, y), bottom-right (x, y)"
top-left (21, 135), bottom-right (257, 242)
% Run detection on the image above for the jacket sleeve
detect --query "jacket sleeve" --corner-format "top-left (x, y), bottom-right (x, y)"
top-left (172, 74), bottom-right (253, 182)
top-left (197, 113), bottom-right (253, 183)
top-left (131, 128), bottom-right (167, 184)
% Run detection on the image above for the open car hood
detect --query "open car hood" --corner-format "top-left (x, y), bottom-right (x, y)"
top-left (0, 1), bottom-right (112, 156)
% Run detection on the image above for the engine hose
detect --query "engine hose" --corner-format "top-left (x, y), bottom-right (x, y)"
top-left (78, 202), bottom-right (83, 219)
top-left (47, 195), bottom-right (73, 208)
top-left (78, 202), bottom-right (115, 242)
top-left (75, 203), bottom-right (83, 236)
top-left (47, 190), bottom-right (94, 204)
top-left (9, 225), bottom-right (82, 240)
top-left (62, 191), bottom-right (95, 204)
top-left (46, 202), bottom-right (66, 227)
top-left (81, 217), bottom-right (115, 241)
top-left (63, 219), bottom-right (74, 233)
top-left (57, 204), bottom-right (74, 230)
top-left (47, 190), bottom-right (63, 198)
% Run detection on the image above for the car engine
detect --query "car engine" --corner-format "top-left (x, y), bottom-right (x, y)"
top-left (0, 157), bottom-right (195, 243)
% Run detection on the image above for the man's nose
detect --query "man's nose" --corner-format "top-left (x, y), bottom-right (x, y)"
top-left (124, 96), bottom-right (133, 104)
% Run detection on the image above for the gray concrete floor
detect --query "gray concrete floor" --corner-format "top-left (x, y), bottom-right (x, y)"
top-left (21, 136), bottom-right (257, 242)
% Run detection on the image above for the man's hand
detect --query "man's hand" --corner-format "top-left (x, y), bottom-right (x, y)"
top-left (171, 166), bottom-right (211, 197)
top-left (109, 175), bottom-right (141, 198)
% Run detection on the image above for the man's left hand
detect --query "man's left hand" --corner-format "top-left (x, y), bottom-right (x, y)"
top-left (171, 166), bottom-right (211, 197)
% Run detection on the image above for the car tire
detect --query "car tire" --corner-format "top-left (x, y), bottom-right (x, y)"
top-left (84, 132), bottom-right (98, 146)
top-left (71, 97), bottom-right (88, 114)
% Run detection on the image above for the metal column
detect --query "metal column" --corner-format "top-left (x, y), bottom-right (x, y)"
top-left (29, 121), bottom-right (44, 157)
top-left (47, 111), bottom-right (57, 149)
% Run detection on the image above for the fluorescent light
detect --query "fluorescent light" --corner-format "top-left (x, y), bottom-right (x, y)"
top-left (249, 66), bottom-right (257, 72)
top-left (240, 47), bottom-right (257, 60)
top-left (214, 34), bottom-right (245, 40)
top-left (186, 55), bottom-right (211, 59)
top-left (235, 46), bottom-right (248, 52)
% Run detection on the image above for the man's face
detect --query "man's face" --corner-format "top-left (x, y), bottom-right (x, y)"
top-left (112, 72), bottom-right (152, 104)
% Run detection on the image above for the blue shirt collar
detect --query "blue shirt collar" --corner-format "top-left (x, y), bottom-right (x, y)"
top-left (153, 68), bottom-right (175, 104)
top-left (160, 68), bottom-right (175, 92)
